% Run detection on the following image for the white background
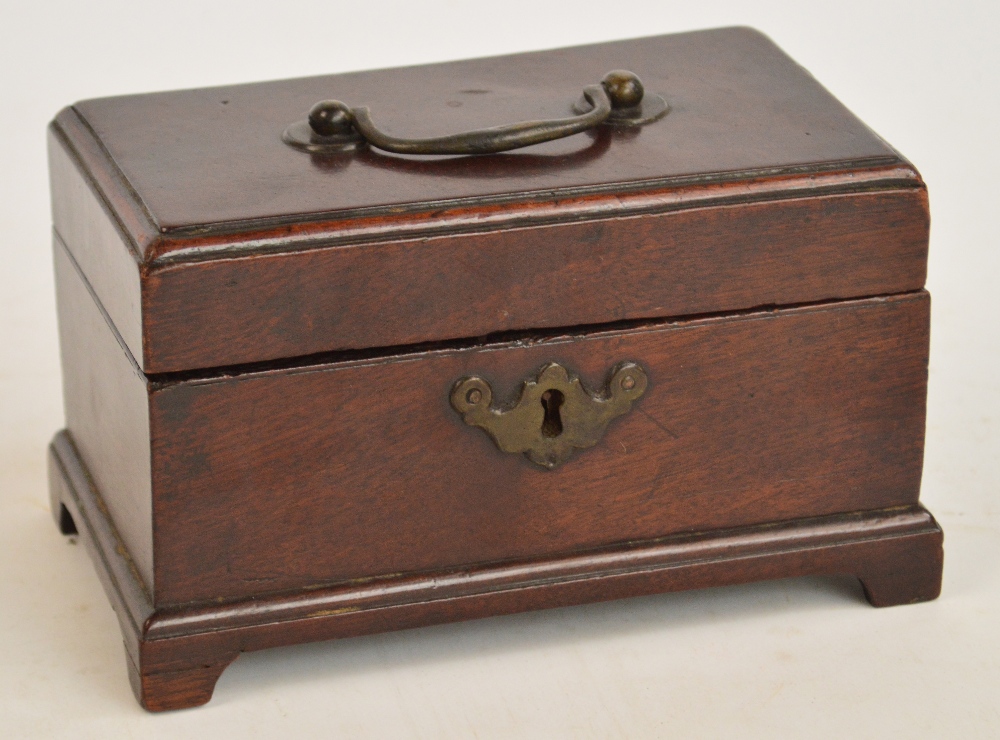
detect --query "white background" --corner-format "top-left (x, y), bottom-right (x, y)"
top-left (1, 1), bottom-right (998, 736)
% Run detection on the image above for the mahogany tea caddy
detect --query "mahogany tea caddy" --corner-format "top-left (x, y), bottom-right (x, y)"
top-left (47, 27), bottom-right (943, 711)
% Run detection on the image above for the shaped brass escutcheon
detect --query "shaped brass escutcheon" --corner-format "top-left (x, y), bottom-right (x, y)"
top-left (450, 362), bottom-right (648, 470)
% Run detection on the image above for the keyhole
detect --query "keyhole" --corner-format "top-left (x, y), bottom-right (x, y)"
top-left (540, 389), bottom-right (565, 438)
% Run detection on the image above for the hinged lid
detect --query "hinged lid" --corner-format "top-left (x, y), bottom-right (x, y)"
top-left (49, 27), bottom-right (928, 375)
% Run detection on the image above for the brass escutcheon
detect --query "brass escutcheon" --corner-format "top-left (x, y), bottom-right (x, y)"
top-left (450, 362), bottom-right (648, 470)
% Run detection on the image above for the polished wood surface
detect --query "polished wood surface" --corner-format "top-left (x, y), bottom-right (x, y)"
top-left (47, 126), bottom-right (144, 364)
top-left (53, 237), bottom-right (154, 590)
top-left (45, 27), bottom-right (940, 712)
top-left (52, 243), bottom-right (932, 609)
top-left (146, 292), bottom-right (929, 604)
top-left (47, 27), bottom-right (928, 373)
top-left (49, 431), bottom-right (944, 712)
top-left (67, 28), bottom-right (901, 232)
top-left (137, 184), bottom-right (927, 373)
top-left (50, 241), bottom-right (940, 712)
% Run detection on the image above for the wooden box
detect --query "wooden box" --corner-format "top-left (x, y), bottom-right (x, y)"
top-left (47, 27), bottom-right (943, 711)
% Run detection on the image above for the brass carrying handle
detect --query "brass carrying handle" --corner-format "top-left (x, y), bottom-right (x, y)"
top-left (283, 70), bottom-right (668, 156)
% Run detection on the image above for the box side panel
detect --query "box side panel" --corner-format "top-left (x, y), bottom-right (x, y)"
top-left (48, 124), bottom-right (144, 364)
top-left (149, 293), bottom-right (928, 606)
top-left (54, 239), bottom-right (154, 593)
top-left (142, 188), bottom-right (929, 373)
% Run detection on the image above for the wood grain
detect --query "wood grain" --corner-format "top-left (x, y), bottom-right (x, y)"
top-left (48, 124), bottom-right (145, 365)
top-left (68, 28), bottom-right (903, 232)
top-left (47, 26), bottom-right (929, 374)
top-left (45, 27), bottom-right (940, 712)
top-left (148, 293), bottom-right (929, 605)
top-left (137, 186), bottom-right (928, 373)
top-left (50, 430), bottom-right (944, 712)
top-left (53, 236), bottom-right (154, 591)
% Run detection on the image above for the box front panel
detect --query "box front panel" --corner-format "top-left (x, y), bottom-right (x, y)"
top-left (149, 293), bottom-right (928, 605)
top-left (141, 188), bottom-right (928, 373)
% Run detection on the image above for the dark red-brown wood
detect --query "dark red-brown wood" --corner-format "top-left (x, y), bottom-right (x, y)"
top-left (47, 27), bottom-right (942, 712)
top-left (53, 236), bottom-right (153, 589)
top-left (135, 185), bottom-right (927, 373)
top-left (54, 237), bottom-right (931, 607)
top-left (48, 27), bottom-right (928, 373)
top-left (146, 292), bottom-right (930, 605)
top-left (50, 431), bottom-right (943, 712)
top-left (68, 27), bottom-right (904, 232)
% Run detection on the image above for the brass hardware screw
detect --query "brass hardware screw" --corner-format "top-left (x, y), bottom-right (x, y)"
top-left (621, 375), bottom-right (636, 390)
top-left (467, 388), bottom-right (483, 404)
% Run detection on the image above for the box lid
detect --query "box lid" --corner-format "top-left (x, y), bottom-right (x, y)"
top-left (49, 26), bottom-right (928, 375)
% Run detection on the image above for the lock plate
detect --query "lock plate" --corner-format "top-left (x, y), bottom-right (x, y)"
top-left (450, 362), bottom-right (648, 470)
